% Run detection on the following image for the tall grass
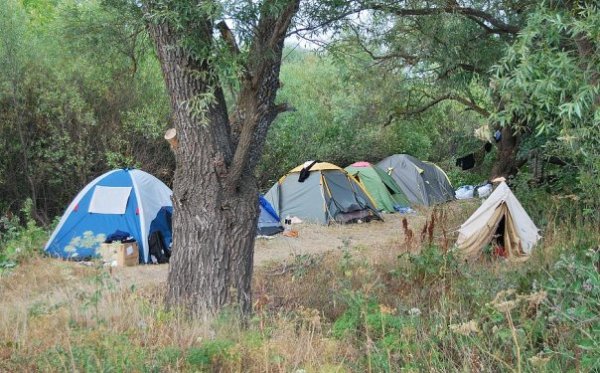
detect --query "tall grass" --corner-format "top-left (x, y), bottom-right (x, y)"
top-left (0, 203), bottom-right (598, 372)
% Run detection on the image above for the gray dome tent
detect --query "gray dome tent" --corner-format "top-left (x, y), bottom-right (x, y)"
top-left (264, 162), bottom-right (382, 225)
top-left (377, 154), bottom-right (454, 206)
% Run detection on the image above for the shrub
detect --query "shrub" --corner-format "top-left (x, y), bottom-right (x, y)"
top-left (186, 340), bottom-right (234, 370)
top-left (0, 200), bottom-right (47, 272)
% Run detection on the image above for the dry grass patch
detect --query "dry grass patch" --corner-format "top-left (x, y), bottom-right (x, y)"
top-left (4, 200), bottom-right (592, 372)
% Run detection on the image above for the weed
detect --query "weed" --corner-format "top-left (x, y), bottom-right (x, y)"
top-left (0, 219), bottom-right (46, 272)
top-left (186, 340), bottom-right (234, 369)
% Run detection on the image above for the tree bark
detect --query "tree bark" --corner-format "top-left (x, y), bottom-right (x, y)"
top-left (491, 126), bottom-right (521, 178)
top-left (145, 0), bottom-right (299, 318)
top-left (148, 19), bottom-right (258, 317)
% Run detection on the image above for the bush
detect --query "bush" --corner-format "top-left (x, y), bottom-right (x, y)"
top-left (0, 199), bottom-right (47, 272)
top-left (186, 340), bottom-right (234, 370)
top-left (392, 245), bottom-right (460, 287)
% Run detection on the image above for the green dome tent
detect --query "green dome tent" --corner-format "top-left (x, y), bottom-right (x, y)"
top-left (345, 162), bottom-right (410, 213)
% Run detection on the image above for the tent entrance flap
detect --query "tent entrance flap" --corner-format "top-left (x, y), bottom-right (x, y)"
top-left (322, 170), bottom-right (380, 223)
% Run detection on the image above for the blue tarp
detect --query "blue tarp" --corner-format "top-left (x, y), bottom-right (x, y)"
top-left (258, 195), bottom-right (283, 236)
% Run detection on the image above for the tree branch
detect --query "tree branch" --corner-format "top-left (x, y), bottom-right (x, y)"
top-left (227, 0), bottom-right (300, 190)
top-left (464, 14), bottom-right (508, 35)
top-left (401, 94), bottom-right (453, 116)
top-left (451, 95), bottom-right (491, 117)
top-left (367, 3), bottom-right (520, 34)
top-left (401, 93), bottom-right (490, 117)
top-left (272, 102), bottom-right (295, 115)
top-left (286, 7), bottom-right (359, 37)
top-left (348, 24), bottom-right (419, 64)
top-left (216, 21), bottom-right (240, 55)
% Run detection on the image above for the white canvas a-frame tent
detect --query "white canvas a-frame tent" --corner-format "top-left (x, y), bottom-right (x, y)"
top-left (456, 182), bottom-right (541, 261)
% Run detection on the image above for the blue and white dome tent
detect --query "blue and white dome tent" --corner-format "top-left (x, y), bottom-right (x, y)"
top-left (45, 169), bottom-right (173, 263)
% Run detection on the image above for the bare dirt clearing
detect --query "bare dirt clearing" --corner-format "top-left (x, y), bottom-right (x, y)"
top-left (91, 199), bottom-right (479, 288)
top-left (0, 200), bottom-right (479, 313)
top-left (112, 212), bottom-right (429, 286)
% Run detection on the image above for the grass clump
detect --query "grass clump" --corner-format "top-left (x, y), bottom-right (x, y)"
top-left (186, 339), bottom-right (235, 370)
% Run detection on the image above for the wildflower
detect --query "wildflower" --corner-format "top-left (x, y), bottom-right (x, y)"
top-left (408, 307), bottom-right (421, 317)
top-left (585, 247), bottom-right (599, 259)
top-left (494, 300), bottom-right (517, 313)
top-left (488, 289), bottom-right (518, 313)
top-left (449, 320), bottom-right (479, 336)
top-left (518, 290), bottom-right (547, 309)
top-left (490, 289), bottom-right (515, 304)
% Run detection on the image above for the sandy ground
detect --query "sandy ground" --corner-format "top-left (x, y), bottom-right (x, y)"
top-left (112, 212), bottom-right (430, 286)
top-left (255, 213), bottom-right (427, 263)
top-left (111, 199), bottom-right (482, 287)
top-left (0, 200), bottom-right (480, 307)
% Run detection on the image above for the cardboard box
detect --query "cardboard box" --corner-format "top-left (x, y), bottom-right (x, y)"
top-left (99, 242), bottom-right (139, 266)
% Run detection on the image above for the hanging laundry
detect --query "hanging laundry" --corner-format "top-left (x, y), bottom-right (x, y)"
top-left (456, 153), bottom-right (475, 170)
top-left (474, 124), bottom-right (492, 142)
top-left (298, 160), bottom-right (319, 182)
top-left (457, 142), bottom-right (493, 171)
top-left (494, 130), bottom-right (502, 142)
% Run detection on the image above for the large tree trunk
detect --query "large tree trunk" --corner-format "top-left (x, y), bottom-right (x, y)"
top-left (491, 126), bottom-right (521, 178)
top-left (146, 0), bottom-right (299, 318)
top-left (167, 170), bottom-right (258, 316)
top-left (148, 20), bottom-right (258, 316)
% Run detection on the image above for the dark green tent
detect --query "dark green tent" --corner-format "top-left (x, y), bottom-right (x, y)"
top-left (345, 162), bottom-right (410, 213)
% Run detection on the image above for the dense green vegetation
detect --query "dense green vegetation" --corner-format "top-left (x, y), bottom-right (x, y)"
top-left (1, 0), bottom-right (598, 225)
top-left (0, 0), bottom-right (171, 224)
top-left (258, 51), bottom-right (486, 187)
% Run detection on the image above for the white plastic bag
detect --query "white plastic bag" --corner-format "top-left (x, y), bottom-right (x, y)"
top-left (476, 183), bottom-right (493, 198)
top-left (455, 185), bottom-right (475, 200)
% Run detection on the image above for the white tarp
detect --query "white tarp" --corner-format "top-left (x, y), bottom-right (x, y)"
top-left (88, 186), bottom-right (132, 214)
